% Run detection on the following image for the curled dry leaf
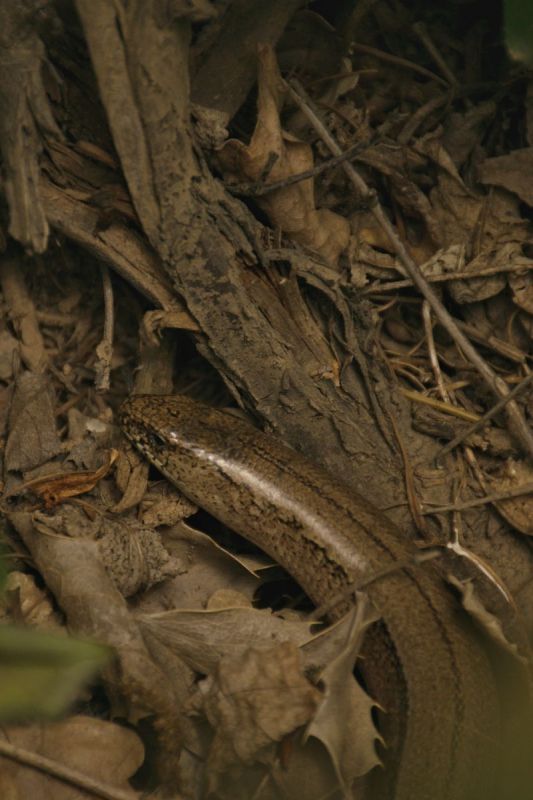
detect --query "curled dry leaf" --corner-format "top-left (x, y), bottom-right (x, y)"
top-left (6, 450), bottom-right (119, 508)
top-left (217, 44), bottom-right (350, 266)
top-left (447, 575), bottom-right (528, 664)
top-left (3, 571), bottom-right (61, 631)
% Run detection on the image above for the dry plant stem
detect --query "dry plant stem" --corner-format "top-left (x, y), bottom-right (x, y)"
top-left (285, 80), bottom-right (533, 460)
top-left (350, 42), bottom-right (448, 86)
top-left (363, 261), bottom-right (533, 293)
top-left (0, 738), bottom-right (137, 800)
top-left (0, 253), bottom-right (47, 372)
top-left (411, 22), bottom-right (458, 86)
top-left (230, 140), bottom-right (374, 197)
top-left (423, 481), bottom-right (533, 515)
top-left (422, 300), bottom-right (450, 402)
top-left (436, 370), bottom-right (533, 461)
top-left (95, 263), bottom-right (114, 392)
top-left (397, 93), bottom-right (448, 144)
top-left (400, 388), bottom-right (480, 422)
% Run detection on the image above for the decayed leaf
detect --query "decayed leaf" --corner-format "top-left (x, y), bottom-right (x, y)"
top-left (5, 373), bottom-right (62, 473)
top-left (217, 44), bottom-right (350, 265)
top-left (488, 459), bottom-right (533, 535)
top-left (200, 641), bottom-right (321, 795)
top-left (508, 269), bottom-right (533, 315)
top-left (304, 595), bottom-right (382, 791)
top-left (478, 147), bottom-right (533, 207)
top-left (447, 575), bottom-right (528, 664)
top-left (3, 572), bottom-right (61, 631)
top-left (0, 716), bottom-right (143, 800)
top-left (138, 605), bottom-right (315, 675)
top-left (0, 625), bottom-right (110, 721)
top-left (6, 450), bottom-right (119, 508)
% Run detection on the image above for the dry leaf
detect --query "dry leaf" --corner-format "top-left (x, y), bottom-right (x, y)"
top-left (5, 373), bottom-right (61, 473)
top-left (133, 523), bottom-right (265, 614)
top-left (200, 641), bottom-right (321, 795)
top-left (0, 715), bottom-right (143, 800)
top-left (478, 147), bottom-right (533, 207)
top-left (3, 572), bottom-right (61, 631)
top-left (8, 450), bottom-right (118, 508)
top-left (138, 606), bottom-right (315, 675)
top-left (304, 596), bottom-right (382, 791)
top-left (217, 44), bottom-right (350, 265)
top-left (447, 575), bottom-right (527, 664)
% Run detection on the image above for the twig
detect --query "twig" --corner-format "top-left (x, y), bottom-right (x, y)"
top-left (95, 263), bottom-right (114, 392)
top-left (285, 79), bottom-right (533, 460)
top-left (400, 388), bottom-right (479, 422)
top-left (412, 22), bottom-right (458, 87)
top-left (350, 42), bottom-right (448, 86)
top-left (436, 371), bottom-right (533, 461)
top-left (0, 738), bottom-right (137, 800)
top-left (362, 261), bottom-right (533, 294)
top-left (422, 300), bottom-right (449, 402)
top-left (422, 481), bottom-right (533, 515)
top-left (397, 92), bottom-right (448, 144)
top-left (227, 140), bottom-right (374, 197)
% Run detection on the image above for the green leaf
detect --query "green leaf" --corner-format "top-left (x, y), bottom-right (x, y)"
top-left (505, 0), bottom-right (533, 67)
top-left (0, 625), bottom-right (111, 721)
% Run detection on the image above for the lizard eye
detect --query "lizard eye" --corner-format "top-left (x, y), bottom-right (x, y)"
top-left (147, 430), bottom-right (167, 450)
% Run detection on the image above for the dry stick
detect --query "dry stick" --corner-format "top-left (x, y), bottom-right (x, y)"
top-left (286, 79), bottom-right (533, 461)
top-left (362, 262), bottom-right (533, 293)
top-left (350, 42), bottom-right (448, 86)
top-left (228, 139), bottom-right (375, 197)
top-left (436, 370), bottom-right (533, 461)
top-left (0, 738), bottom-right (137, 800)
top-left (422, 481), bottom-right (533, 515)
top-left (412, 22), bottom-right (458, 87)
top-left (95, 263), bottom-right (114, 392)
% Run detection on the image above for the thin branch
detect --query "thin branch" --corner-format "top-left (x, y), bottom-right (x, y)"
top-left (227, 140), bottom-right (375, 197)
top-left (95, 263), bottom-right (114, 392)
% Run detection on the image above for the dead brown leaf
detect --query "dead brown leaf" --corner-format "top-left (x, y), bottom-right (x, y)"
top-left (7, 450), bottom-right (118, 508)
top-left (138, 606), bottom-right (315, 676)
top-left (217, 44), bottom-right (350, 265)
top-left (5, 373), bottom-right (61, 474)
top-left (478, 147), bottom-right (533, 207)
top-left (0, 715), bottom-right (143, 800)
top-left (200, 641), bottom-right (321, 796)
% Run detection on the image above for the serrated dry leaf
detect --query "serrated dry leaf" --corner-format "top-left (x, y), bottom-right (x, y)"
top-left (0, 716), bottom-right (143, 800)
top-left (304, 595), bottom-right (382, 791)
top-left (217, 44), bottom-right (350, 265)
